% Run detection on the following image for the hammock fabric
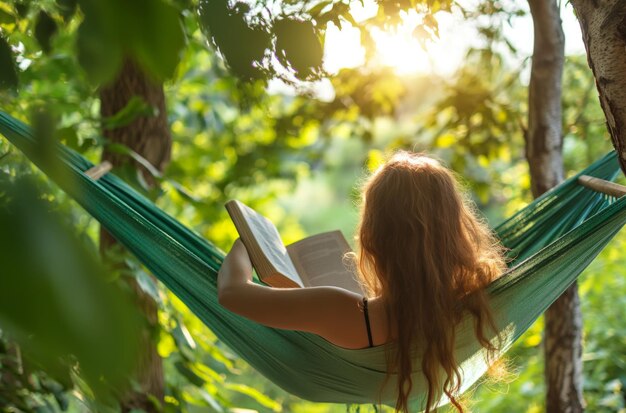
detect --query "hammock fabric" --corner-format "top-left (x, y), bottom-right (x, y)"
top-left (1, 110), bottom-right (626, 410)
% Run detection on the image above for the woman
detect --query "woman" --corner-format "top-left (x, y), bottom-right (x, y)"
top-left (218, 151), bottom-right (506, 412)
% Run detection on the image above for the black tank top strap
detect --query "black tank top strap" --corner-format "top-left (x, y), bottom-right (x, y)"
top-left (362, 297), bottom-right (374, 348)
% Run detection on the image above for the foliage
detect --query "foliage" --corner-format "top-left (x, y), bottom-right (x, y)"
top-left (0, 168), bottom-right (142, 411)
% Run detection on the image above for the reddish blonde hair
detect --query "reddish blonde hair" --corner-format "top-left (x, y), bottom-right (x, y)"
top-left (356, 151), bottom-right (505, 413)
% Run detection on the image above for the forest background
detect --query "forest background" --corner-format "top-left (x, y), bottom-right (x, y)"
top-left (0, 0), bottom-right (625, 412)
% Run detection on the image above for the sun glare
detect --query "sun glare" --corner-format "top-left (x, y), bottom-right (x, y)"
top-left (371, 26), bottom-right (431, 75)
top-left (324, 23), bottom-right (365, 73)
top-left (324, 7), bottom-right (469, 76)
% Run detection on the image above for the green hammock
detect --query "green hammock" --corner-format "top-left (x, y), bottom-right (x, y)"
top-left (1, 110), bottom-right (626, 410)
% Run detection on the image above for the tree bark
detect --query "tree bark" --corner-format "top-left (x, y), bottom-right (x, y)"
top-left (527, 0), bottom-right (564, 197)
top-left (571, 0), bottom-right (626, 176)
top-left (526, 1), bottom-right (584, 412)
top-left (99, 59), bottom-right (171, 412)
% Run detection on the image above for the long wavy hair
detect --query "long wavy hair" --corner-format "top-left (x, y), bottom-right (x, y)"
top-left (356, 151), bottom-right (506, 413)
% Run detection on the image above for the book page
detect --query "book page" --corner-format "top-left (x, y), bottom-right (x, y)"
top-left (287, 231), bottom-right (363, 294)
top-left (226, 200), bottom-right (302, 288)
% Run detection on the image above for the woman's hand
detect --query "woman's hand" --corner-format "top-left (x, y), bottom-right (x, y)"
top-left (217, 239), bottom-right (253, 303)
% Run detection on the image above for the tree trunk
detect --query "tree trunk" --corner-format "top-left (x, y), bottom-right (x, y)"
top-left (571, 0), bottom-right (626, 176)
top-left (526, 1), bottom-right (584, 412)
top-left (527, 0), bottom-right (564, 197)
top-left (99, 59), bottom-right (171, 412)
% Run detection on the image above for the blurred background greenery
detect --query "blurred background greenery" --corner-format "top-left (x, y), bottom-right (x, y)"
top-left (0, 0), bottom-right (624, 412)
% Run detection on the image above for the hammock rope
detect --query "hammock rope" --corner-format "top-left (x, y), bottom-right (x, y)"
top-left (1, 110), bottom-right (625, 410)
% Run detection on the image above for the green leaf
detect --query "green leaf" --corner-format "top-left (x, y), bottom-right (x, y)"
top-left (76, 12), bottom-right (123, 84)
top-left (224, 383), bottom-right (282, 411)
top-left (0, 8), bottom-right (15, 25)
top-left (58, 126), bottom-right (79, 150)
top-left (56, 0), bottom-right (77, 22)
top-left (34, 403), bottom-right (55, 413)
top-left (0, 34), bottom-right (17, 90)
top-left (198, 0), bottom-right (270, 79)
top-left (274, 19), bottom-right (323, 80)
top-left (308, 1), bottom-right (331, 17)
top-left (105, 143), bottom-right (163, 179)
top-left (35, 11), bottom-right (58, 54)
top-left (0, 178), bottom-right (143, 403)
top-left (127, 0), bottom-right (186, 80)
top-left (102, 96), bottom-right (157, 130)
top-left (134, 269), bottom-right (161, 303)
top-left (174, 361), bottom-right (205, 387)
top-left (30, 107), bottom-right (60, 172)
top-left (168, 180), bottom-right (200, 203)
top-left (197, 389), bottom-right (224, 412)
top-left (172, 321), bottom-right (196, 360)
top-left (77, 0), bottom-right (184, 82)
top-left (41, 379), bottom-right (70, 410)
top-left (14, 1), bottom-right (29, 18)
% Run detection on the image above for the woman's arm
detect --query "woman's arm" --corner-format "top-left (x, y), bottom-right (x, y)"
top-left (217, 239), bottom-right (367, 348)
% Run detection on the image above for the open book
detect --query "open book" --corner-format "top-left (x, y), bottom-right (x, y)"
top-left (225, 200), bottom-right (363, 294)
